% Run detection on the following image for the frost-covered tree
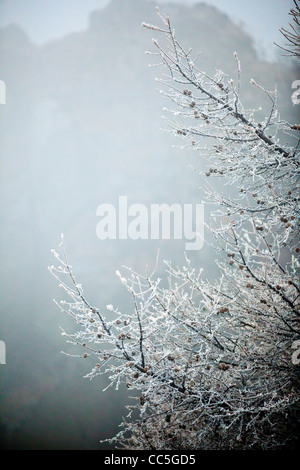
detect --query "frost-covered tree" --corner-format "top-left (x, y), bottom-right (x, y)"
top-left (49, 8), bottom-right (300, 450)
top-left (276, 0), bottom-right (300, 60)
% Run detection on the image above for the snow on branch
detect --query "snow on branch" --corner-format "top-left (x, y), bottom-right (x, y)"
top-left (49, 8), bottom-right (300, 450)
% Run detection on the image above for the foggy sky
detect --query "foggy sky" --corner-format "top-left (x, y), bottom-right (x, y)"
top-left (0, 0), bottom-right (295, 60)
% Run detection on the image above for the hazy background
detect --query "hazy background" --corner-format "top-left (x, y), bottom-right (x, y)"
top-left (0, 0), bottom-right (298, 450)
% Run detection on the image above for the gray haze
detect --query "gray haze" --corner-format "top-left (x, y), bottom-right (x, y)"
top-left (0, 0), bottom-right (294, 61)
top-left (0, 0), bottom-right (298, 449)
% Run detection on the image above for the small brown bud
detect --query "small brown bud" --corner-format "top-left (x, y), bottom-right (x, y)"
top-left (218, 307), bottom-right (229, 314)
top-left (218, 362), bottom-right (229, 371)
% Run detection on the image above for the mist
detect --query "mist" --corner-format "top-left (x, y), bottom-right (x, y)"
top-left (0, 0), bottom-right (298, 450)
